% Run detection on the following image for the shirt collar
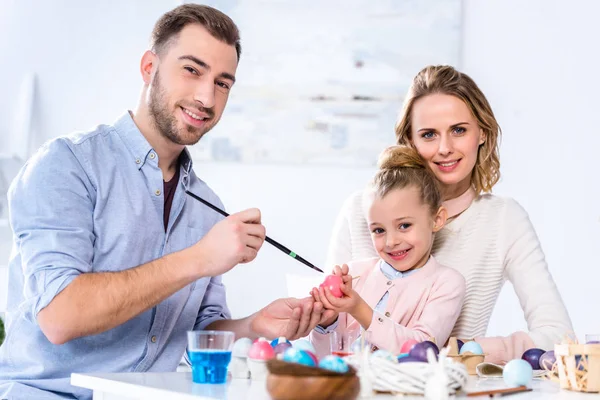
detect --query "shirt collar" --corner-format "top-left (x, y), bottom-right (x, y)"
top-left (113, 111), bottom-right (154, 170)
top-left (114, 111), bottom-right (193, 174)
top-left (378, 259), bottom-right (419, 280)
top-left (442, 187), bottom-right (476, 218)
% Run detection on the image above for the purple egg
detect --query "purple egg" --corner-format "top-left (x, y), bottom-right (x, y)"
top-left (539, 350), bottom-right (556, 371)
top-left (273, 342), bottom-right (292, 355)
top-left (457, 339), bottom-right (464, 352)
top-left (522, 348), bottom-right (545, 370)
top-left (397, 355), bottom-right (427, 363)
top-left (409, 341), bottom-right (440, 361)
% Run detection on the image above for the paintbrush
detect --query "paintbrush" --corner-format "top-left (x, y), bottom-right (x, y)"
top-left (185, 190), bottom-right (324, 274)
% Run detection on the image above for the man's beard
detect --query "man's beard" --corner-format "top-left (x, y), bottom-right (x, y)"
top-left (148, 69), bottom-right (213, 146)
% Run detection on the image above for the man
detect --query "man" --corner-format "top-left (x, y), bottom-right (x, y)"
top-left (0, 5), bottom-right (331, 399)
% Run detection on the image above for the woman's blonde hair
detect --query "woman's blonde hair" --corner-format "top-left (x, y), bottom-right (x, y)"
top-left (373, 145), bottom-right (442, 215)
top-left (395, 65), bottom-right (501, 194)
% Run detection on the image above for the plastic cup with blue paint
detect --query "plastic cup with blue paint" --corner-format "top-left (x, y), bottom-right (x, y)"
top-left (187, 331), bottom-right (234, 384)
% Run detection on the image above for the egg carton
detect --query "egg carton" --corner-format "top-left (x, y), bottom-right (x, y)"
top-left (446, 337), bottom-right (485, 375)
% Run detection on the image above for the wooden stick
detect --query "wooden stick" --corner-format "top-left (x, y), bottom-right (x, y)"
top-left (466, 386), bottom-right (532, 397)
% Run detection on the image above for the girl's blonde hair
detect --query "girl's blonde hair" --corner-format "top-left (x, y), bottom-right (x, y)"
top-left (395, 65), bottom-right (501, 194)
top-left (373, 145), bottom-right (441, 215)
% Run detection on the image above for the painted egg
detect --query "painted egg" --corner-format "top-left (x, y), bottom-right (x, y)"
top-left (273, 342), bottom-right (293, 355)
top-left (459, 341), bottom-right (483, 355)
top-left (522, 348), bottom-right (545, 370)
top-left (503, 359), bottom-right (533, 387)
top-left (271, 337), bottom-right (291, 347)
top-left (305, 350), bottom-right (319, 365)
top-left (409, 341), bottom-right (439, 361)
top-left (457, 339), bottom-right (464, 352)
top-left (539, 350), bottom-right (556, 371)
top-left (372, 349), bottom-right (397, 363)
top-left (320, 275), bottom-right (344, 298)
top-left (397, 355), bottom-right (427, 363)
top-left (319, 355), bottom-right (349, 373)
top-left (282, 348), bottom-right (317, 367)
top-left (400, 339), bottom-right (419, 354)
top-left (248, 338), bottom-right (275, 360)
top-left (292, 339), bottom-right (316, 354)
top-left (232, 337), bottom-right (253, 358)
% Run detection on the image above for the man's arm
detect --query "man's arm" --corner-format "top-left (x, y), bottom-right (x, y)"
top-left (207, 297), bottom-right (336, 341)
top-left (37, 207), bottom-right (265, 345)
top-left (38, 249), bottom-right (196, 344)
top-left (12, 139), bottom-right (265, 345)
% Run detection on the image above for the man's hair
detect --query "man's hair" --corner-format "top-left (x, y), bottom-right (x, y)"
top-left (150, 4), bottom-right (241, 61)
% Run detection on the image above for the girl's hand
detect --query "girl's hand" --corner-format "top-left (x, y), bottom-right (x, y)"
top-left (317, 276), bottom-right (362, 315)
top-left (332, 264), bottom-right (349, 277)
top-left (310, 287), bottom-right (339, 327)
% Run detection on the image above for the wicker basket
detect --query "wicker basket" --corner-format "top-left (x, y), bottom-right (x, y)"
top-left (554, 343), bottom-right (600, 393)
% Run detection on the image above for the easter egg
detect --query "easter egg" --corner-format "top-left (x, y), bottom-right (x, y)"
top-left (539, 350), bottom-right (556, 371)
top-left (400, 339), bottom-right (419, 354)
top-left (319, 355), bottom-right (349, 373)
top-left (503, 359), bottom-right (533, 387)
top-left (282, 348), bottom-right (317, 367)
top-left (522, 348), bottom-right (545, 370)
top-left (409, 341), bottom-right (440, 361)
top-left (372, 349), bottom-right (397, 363)
top-left (248, 338), bottom-right (275, 360)
top-left (305, 350), bottom-right (319, 365)
top-left (320, 275), bottom-right (344, 298)
top-left (292, 339), bottom-right (316, 354)
top-left (271, 337), bottom-right (291, 347)
top-left (397, 355), bottom-right (426, 363)
top-left (459, 341), bottom-right (483, 355)
top-left (457, 339), bottom-right (464, 352)
top-left (232, 337), bottom-right (253, 358)
top-left (273, 342), bottom-right (293, 355)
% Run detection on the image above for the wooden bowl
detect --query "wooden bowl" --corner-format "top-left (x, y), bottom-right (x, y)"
top-left (266, 359), bottom-right (360, 400)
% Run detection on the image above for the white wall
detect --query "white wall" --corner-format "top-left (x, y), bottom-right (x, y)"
top-left (0, 0), bottom-right (598, 338)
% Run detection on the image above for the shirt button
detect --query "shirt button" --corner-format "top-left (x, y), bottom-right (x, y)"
top-left (385, 312), bottom-right (391, 317)
top-left (135, 158), bottom-right (141, 164)
top-left (149, 152), bottom-right (156, 159)
top-left (378, 317), bottom-right (384, 323)
top-left (155, 189), bottom-right (161, 196)
top-left (151, 335), bottom-right (157, 343)
top-left (387, 280), bottom-right (392, 286)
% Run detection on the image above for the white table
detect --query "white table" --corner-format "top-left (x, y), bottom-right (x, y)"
top-left (71, 372), bottom-right (594, 400)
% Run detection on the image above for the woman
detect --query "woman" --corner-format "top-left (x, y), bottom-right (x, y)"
top-left (326, 65), bottom-right (572, 364)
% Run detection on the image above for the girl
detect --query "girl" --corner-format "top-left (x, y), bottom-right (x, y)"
top-left (310, 145), bottom-right (466, 356)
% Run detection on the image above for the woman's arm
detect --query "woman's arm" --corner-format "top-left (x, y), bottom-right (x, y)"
top-left (476, 199), bottom-right (573, 364)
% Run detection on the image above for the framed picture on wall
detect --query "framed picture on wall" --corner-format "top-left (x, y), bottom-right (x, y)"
top-left (187, 0), bottom-right (463, 166)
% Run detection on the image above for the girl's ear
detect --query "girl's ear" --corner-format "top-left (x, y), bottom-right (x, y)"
top-left (433, 206), bottom-right (447, 233)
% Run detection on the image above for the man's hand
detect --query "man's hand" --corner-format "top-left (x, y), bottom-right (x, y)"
top-left (190, 208), bottom-right (266, 278)
top-left (250, 297), bottom-right (336, 340)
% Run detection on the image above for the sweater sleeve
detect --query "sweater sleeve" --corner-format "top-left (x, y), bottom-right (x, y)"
top-left (366, 271), bottom-right (466, 354)
top-left (476, 198), bottom-right (573, 364)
